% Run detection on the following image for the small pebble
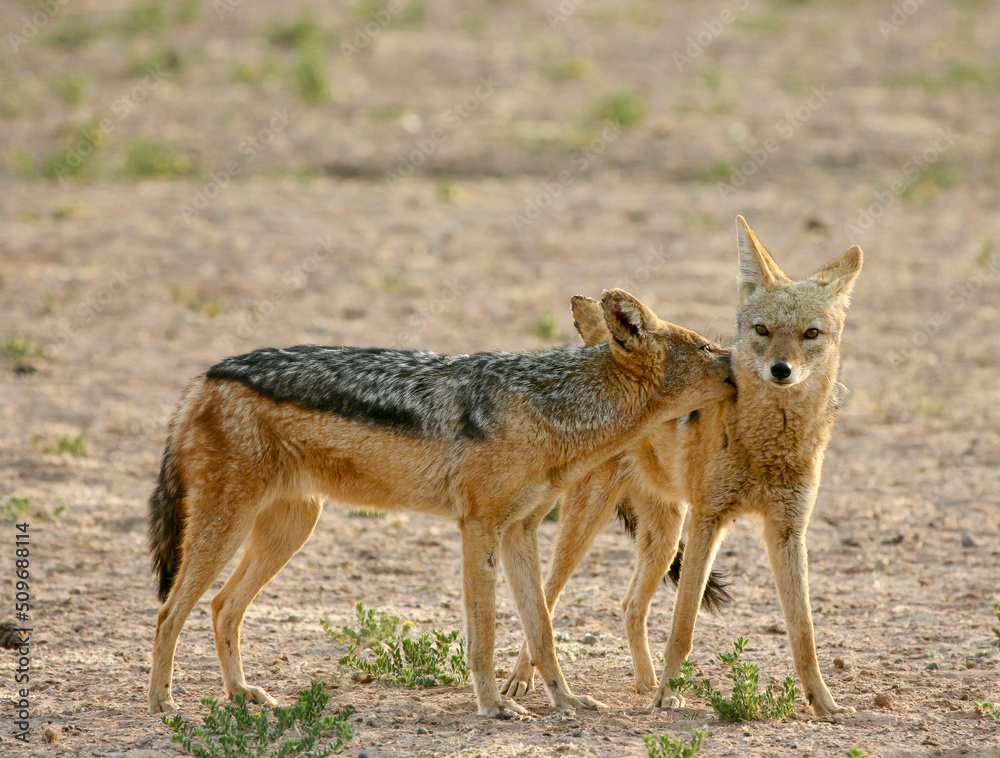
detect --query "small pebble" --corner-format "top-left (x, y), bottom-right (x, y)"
top-left (572, 730), bottom-right (583, 738)
top-left (109, 753), bottom-right (125, 758)
top-left (874, 692), bottom-right (895, 709)
top-left (43, 726), bottom-right (59, 744)
top-left (833, 658), bottom-right (847, 669)
top-left (138, 736), bottom-right (153, 746)
top-left (358, 750), bottom-right (370, 758)
top-left (581, 634), bottom-right (598, 646)
top-left (832, 712), bottom-right (846, 722)
top-left (925, 662), bottom-right (939, 670)
top-left (842, 537), bottom-right (860, 548)
top-left (416, 727), bottom-right (428, 735)
top-left (73, 624), bottom-right (85, 633)
top-left (285, 614), bottom-right (301, 622)
top-left (173, 684), bottom-right (186, 694)
top-left (893, 658), bottom-right (903, 664)
top-left (961, 533), bottom-right (976, 548)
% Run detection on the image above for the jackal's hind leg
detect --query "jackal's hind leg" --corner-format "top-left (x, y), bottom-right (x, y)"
top-left (211, 496), bottom-right (323, 707)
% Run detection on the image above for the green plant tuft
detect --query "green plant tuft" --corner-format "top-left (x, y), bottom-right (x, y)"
top-left (644, 729), bottom-right (705, 758)
top-left (1, 497), bottom-right (31, 522)
top-left (992, 601), bottom-right (1000, 641)
top-left (591, 88), bottom-right (647, 130)
top-left (667, 637), bottom-right (799, 722)
top-left (977, 702), bottom-right (1000, 722)
top-left (162, 679), bottom-right (353, 758)
top-left (327, 603), bottom-right (468, 688)
top-left (845, 747), bottom-right (868, 758)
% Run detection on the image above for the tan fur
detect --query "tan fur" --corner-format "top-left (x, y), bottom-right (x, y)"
top-left (146, 289), bottom-right (735, 719)
top-left (502, 218), bottom-right (862, 717)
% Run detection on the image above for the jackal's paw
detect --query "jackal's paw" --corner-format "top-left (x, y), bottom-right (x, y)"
top-left (650, 685), bottom-right (685, 710)
top-left (557, 693), bottom-right (605, 711)
top-left (500, 666), bottom-right (535, 699)
top-left (634, 678), bottom-right (657, 696)
top-left (228, 684), bottom-right (278, 708)
top-left (479, 698), bottom-right (530, 720)
top-left (147, 696), bottom-right (178, 715)
top-left (813, 701), bottom-right (854, 718)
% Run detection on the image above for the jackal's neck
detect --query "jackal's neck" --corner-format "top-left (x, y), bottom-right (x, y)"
top-left (523, 342), bottom-right (659, 441)
top-left (729, 348), bottom-right (839, 471)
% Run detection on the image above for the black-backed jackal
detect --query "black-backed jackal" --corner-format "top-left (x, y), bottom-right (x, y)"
top-left (502, 218), bottom-right (861, 717)
top-left (146, 289), bottom-right (735, 719)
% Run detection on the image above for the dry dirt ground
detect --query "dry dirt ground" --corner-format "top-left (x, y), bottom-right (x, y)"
top-left (1, 1), bottom-right (999, 756)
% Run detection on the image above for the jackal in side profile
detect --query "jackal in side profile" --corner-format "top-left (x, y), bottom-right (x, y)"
top-left (146, 289), bottom-right (735, 719)
top-left (502, 217), bottom-right (861, 717)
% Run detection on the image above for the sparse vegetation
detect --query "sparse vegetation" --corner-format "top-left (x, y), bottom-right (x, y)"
top-left (47, 17), bottom-right (100, 49)
top-left (1, 497), bottom-right (30, 522)
top-left (50, 73), bottom-right (91, 105)
top-left (127, 46), bottom-right (187, 77)
top-left (690, 159), bottom-right (736, 183)
top-left (2, 338), bottom-right (35, 360)
top-left (122, 138), bottom-right (198, 179)
top-left (121, 0), bottom-right (169, 36)
top-left (532, 310), bottom-right (559, 339)
top-left (163, 680), bottom-right (354, 758)
top-left (644, 730), bottom-right (705, 758)
top-left (976, 702), bottom-right (1000, 723)
top-left (266, 13), bottom-right (327, 49)
top-left (992, 601), bottom-right (1000, 642)
top-left (845, 748), bottom-right (868, 758)
top-left (322, 602), bottom-right (412, 648)
top-left (56, 435), bottom-right (87, 456)
top-left (591, 88), bottom-right (647, 130)
top-left (542, 58), bottom-right (592, 82)
top-left (350, 0), bottom-right (426, 28)
top-left (292, 51), bottom-right (330, 104)
top-left (888, 62), bottom-right (1000, 91)
top-left (667, 637), bottom-right (799, 722)
top-left (327, 603), bottom-right (468, 688)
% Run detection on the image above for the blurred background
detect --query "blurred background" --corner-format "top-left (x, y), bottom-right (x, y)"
top-left (1, 1), bottom-right (999, 755)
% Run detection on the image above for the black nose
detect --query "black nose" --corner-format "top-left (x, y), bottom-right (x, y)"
top-left (770, 361), bottom-right (792, 380)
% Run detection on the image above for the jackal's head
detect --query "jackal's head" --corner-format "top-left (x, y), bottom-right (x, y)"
top-left (573, 290), bottom-right (735, 413)
top-left (733, 215), bottom-right (862, 389)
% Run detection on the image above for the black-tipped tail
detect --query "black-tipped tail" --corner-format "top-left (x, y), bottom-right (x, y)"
top-left (615, 501), bottom-right (733, 614)
top-left (148, 440), bottom-right (185, 602)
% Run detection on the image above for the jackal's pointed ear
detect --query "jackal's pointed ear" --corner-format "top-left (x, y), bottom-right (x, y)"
top-left (736, 215), bottom-right (788, 302)
top-left (601, 289), bottom-right (655, 352)
top-left (809, 245), bottom-right (863, 306)
top-left (570, 295), bottom-right (609, 346)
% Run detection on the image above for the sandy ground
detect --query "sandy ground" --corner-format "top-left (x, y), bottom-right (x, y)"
top-left (1, 1), bottom-right (999, 756)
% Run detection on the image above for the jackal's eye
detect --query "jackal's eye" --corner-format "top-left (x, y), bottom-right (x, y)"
top-left (754, 324), bottom-right (769, 337)
top-left (803, 328), bottom-right (820, 339)
top-left (701, 343), bottom-right (713, 352)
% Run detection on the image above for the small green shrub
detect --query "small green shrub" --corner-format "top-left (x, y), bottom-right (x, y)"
top-left (667, 637), bottom-right (798, 722)
top-left (47, 17), bottom-right (100, 49)
top-left (991, 601), bottom-right (1000, 641)
top-left (845, 747), bottom-right (868, 758)
top-left (591, 88), bottom-right (647, 130)
top-left (327, 603), bottom-right (469, 688)
top-left (122, 138), bottom-right (198, 179)
top-left (321, 602), bottom-right (411, 648)
top-left (1, 497), bottom-right (30, 522)
top-left (2, 338), bottom-right (35, 359)
top-left (121, 0), bottom-right (168, 35)
top-left (339, 629), bottom-right (469, 688)
top-left (50, 73), bottom-right (92, 105)
top-left (55, 435), bottom-right (87, 456)
top-left (163, 680), bottom-right (354, 758)
top-left (644, 729), bottom-right (705, 758)
top-left (977, 702), bottom-right (1000, 722)
top-left (292, 51), bottom-right (330, 104)
top-left (531, 310), bottom-right (559, 339)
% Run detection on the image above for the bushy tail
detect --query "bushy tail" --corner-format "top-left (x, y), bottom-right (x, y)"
top-left (148, 438), bottom-right (185, 602)
top-left (615, 500), bottom-right (733, 613)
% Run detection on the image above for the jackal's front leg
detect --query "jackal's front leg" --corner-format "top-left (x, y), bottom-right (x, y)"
top-left (460, 523), bottom-right (527, 719)
top-left (650, 514), bottom-right (725, 709)
top-left (762, 514), bottom-right (852, 717)
top-left (499, 517), bottom-right (605, 713)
